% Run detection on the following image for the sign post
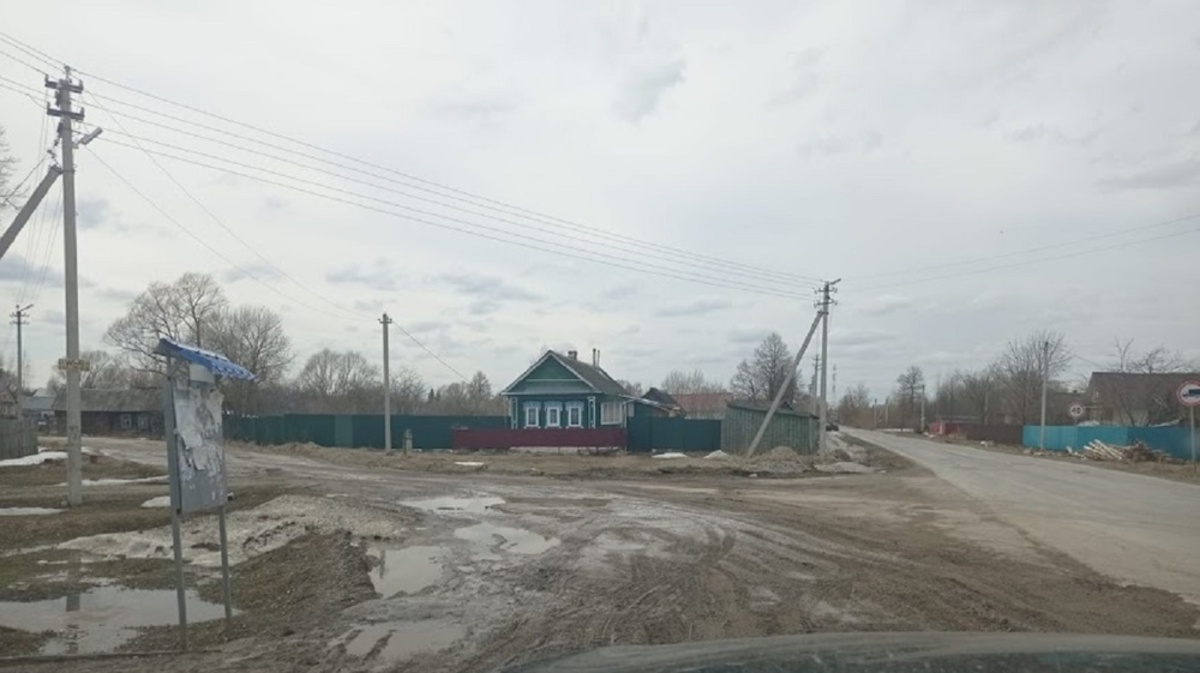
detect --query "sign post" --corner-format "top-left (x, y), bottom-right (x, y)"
top-left (1177, 381), bottom-right (1200, 471)
top-left (154, 338), bottom-right (255, 650)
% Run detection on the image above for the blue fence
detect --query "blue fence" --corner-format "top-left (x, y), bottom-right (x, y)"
top-left (1023, 425), bottom-right (1196, 460)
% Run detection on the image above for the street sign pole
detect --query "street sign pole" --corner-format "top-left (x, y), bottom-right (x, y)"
top-left (1190, 406), bottom-right (1195, 473)
top-left (1176, 381), bottom-right (1200, 472)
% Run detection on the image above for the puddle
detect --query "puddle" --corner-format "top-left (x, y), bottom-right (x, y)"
top-left (367, 545), bottom-right (444, 597)
top-left (345, 619), bottom-right (464, 662)
top-left (454, 522), bottom-right (559, 559)
top-left (0, 585), bottom-right (229, 654)
top-left (402, 495), bottom-right (504, 514)
top-left (0, 507), bottom-right (62, 516)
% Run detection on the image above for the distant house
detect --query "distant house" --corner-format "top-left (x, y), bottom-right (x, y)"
top-left (1088, 372), bottom-right (1200, 426)
top-left (500, 350), bottom-right (646, 429)
top-left (671, 392), bottom-right (734, 420)
top-left (52, 388), bottom-right (163, 436)
top-left (22, 389), bottom-right (57, 430)
top-left (638, 387), bottom-right (684, 417)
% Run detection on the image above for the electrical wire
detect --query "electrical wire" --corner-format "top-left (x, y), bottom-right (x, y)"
top-left (0, 46), bottom-right (53, 75)
top-left (86, 108), bottom-right (819, 291)
top-left (850, 211), bottom-right (1200, 283)
top-left (74, 84), bottom-right (823, 286)
top-left (83, 145), bottom-right (471, 381)
top-left (96, 136), bottom-right (817, 300)
top-left (0, 32), bottom-right (60, 71)
top-left (851, 222), bottom-right (1200, 292)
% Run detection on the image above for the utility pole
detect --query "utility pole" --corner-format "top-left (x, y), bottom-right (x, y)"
top-left (380, 313), bottom-right (393, 454)
top-left (816, 279), bottom-right (840, 453)
top-left (1039, 339), bottom-right (1049, 451)
top-left (11, 304), bottom-right (31, 417)
top-left (47, 67), bottom-right (85, 507)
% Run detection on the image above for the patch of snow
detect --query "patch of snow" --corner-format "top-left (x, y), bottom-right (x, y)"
top-left (0, 451), bottom-right (67, 467)
top-left (652, 452), bottom-right (688, 459)
top-left (0, 507), bottom-right (62, 516)
top-left (453, 461), bottom-right (485, 468)
top-left (814, 462), bottom-right (876, 474)
top-left (704, 450), bottom-right (730, 460)
top-left (140, 495), bottom-right (171, 508)
top-left (83, 476), bottom-right (168, 486)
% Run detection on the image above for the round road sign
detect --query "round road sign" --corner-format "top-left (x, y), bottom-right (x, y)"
top-left (1178, 381), bottom-right (1200, 407)
top-left (1068, 403), bottom-right (1085, 419)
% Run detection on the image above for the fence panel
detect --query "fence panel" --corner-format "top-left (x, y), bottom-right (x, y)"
top-left (1022, 425), bottom-right (1194, 460)
top-left (627, 417), bottom-right (722, 453)
top-left (0, 418), bottom-right (37, 460)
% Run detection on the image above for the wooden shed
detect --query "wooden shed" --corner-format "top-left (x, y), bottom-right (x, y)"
top-left (720, 401), bottom-right (817, 455)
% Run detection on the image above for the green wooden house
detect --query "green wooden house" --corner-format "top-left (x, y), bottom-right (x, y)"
top-left (501, 350), bottom-right (645, 429)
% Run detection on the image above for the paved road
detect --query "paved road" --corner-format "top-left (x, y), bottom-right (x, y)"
top-left (845, 429), bottom-right (1200, 608)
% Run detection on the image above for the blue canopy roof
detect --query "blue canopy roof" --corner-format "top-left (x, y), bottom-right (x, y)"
top-left (154, 337), bottom-right (255, 380)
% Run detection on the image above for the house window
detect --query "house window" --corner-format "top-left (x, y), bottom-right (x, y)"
top-left (120, 414), bottom-right (132, 429)
top-left (566, 403), bottom-right (583, 428)
top-left (545, 403), bottom-right (562, 427)
top-left (137, 415), bottom-right (149, 430)
top-left (524, 403), bottom-right (540, 428)
top-left (600, 401), bottom-right (623, 425)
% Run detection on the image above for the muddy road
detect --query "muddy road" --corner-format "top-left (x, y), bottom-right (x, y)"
top-left (2, 437), bottom-right (1197, 672)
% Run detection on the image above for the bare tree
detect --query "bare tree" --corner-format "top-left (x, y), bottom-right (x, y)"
top-left (207, 306), bottom-right (294, 414)
top-left (893, 365), bottom-right (925, 430)
top-left (996, 329), bottom-right (1071, 425)
top-left (617, 380), bottom-right (645, 397)
top-left (45, 350), bottom-right (151, 390)
top-left (390, 366), bottom-right (427, 414)
top-left (835, 384), bottom-right (873, 427)
top-left (661, 369), bottom-right (724, 394)
top-left (296, 349), bottom-right (380, 413)
top-left (730, 332), bottom-right (796, 403)
top-left (960, 365), bottom-right (999, 423)
top-left (0, 126), bottom-right (18, 208)
top-left (105, 272), bottom-right (229, 370)
top-left (1095, 339), bottom-right (1196, 425)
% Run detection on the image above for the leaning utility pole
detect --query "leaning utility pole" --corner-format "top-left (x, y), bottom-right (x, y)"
top-left (11, 304), bottom-right (31, 417)
top-left (380, 313), bottom-right (393, 454)
top-left (1039, 339), bottom-right (1049, 451)
top-left (816, 279), bottom-right (840, 453)
top-left (47, 67), bottom-right (85, 507)
top-left (746, 308), bottom-right (825, 457)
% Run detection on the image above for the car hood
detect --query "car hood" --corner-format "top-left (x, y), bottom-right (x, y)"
top-left (502, 631), bottom-right (1200, 672)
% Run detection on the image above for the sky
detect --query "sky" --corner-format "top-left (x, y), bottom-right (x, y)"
top-left (1, 1), bottom-right (1198, 402)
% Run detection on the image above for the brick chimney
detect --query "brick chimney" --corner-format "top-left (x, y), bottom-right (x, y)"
top-left (567, 350), bottom-right (578, 360)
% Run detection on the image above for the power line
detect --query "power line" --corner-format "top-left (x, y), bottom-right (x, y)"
top-left (83, 145), bottom-right (471, 381)
top-left (0, 32), bottom-right (60, 70)
top-left (86, 108), bottom-right (819, 291)
top-left (73, 81), bottom-right (823, 286)
top-left (851, 211), bottom-right (1200, 283)
top-left (96, 136), bottom-right (816, 300)
top-left (90, 121), bottom-right (817, 295)
top-left (851, 222), bottom-right (1200, 292)
top-left (83, 97), bottom-right (821, 289)
top-left (0, 45), bottom-right (54, 75)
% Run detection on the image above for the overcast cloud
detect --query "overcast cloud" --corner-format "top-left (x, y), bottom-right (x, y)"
top-left (2, 1), bottom-right (1199, 398)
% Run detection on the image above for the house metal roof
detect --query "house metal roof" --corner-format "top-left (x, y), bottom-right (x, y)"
top-left (501, 350), bottom-right (627, 397)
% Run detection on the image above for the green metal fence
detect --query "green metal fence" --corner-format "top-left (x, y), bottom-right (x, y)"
top-left (626, 417), bottom-right (722, 453)
top-left (225, 413), bottom-right (508, 450)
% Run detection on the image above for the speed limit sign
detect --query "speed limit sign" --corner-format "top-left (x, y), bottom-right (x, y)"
top-left (1068, 403), bottom-right (1085, 420)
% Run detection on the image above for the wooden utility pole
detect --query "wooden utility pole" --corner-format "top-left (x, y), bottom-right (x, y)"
top-left (817, 279), bottom-right (840, 453)
top-left (1039, 339), bottom-right (1049, 450)
top-left (11, 304), bottom-right (31, 417)
top-left (380, 313), bottom-right (393, 453)
top-left (47, 66), bottom-right (85, 506)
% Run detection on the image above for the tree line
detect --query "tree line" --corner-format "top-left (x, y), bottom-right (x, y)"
top-left (43, 272), bottom-right (505, 416)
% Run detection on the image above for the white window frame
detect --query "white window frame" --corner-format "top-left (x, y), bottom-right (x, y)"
top-left (600, 401), bottom-right (623, 425)
top-left (120, 413), bottom-right (132, 429)
top-left (566, 402), bottom-right (584, 428)
top-left (545, 403), bottom-right (562, 428)
top-left (524, 403), bottom-right (540, 428)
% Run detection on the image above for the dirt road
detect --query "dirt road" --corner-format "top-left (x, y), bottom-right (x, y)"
top-left (2, 437), bottom-right (1197, 672)
top-left (843, 429), bottom-right (1200, 609)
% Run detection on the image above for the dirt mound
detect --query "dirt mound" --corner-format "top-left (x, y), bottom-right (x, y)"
top-left (764, 446), bottom-right (802, 461)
